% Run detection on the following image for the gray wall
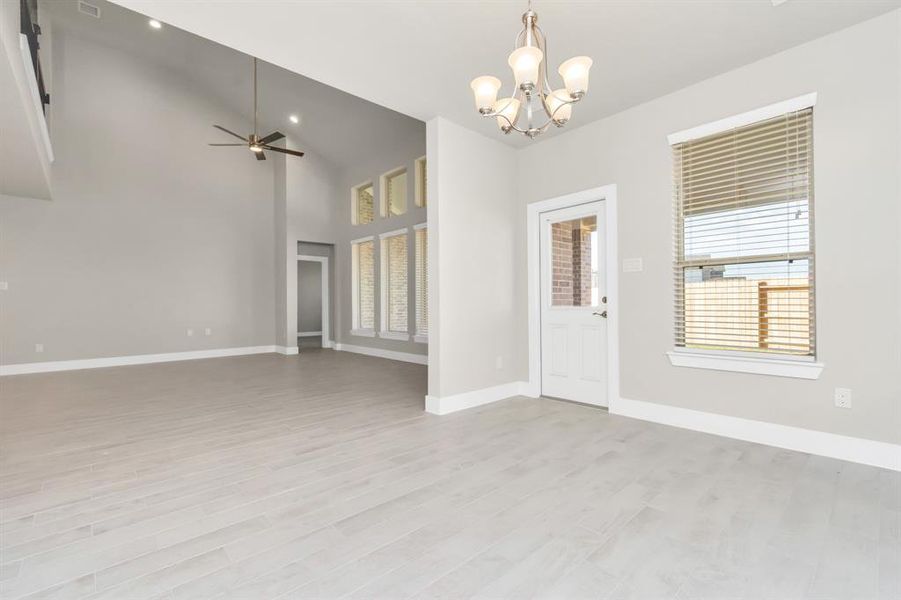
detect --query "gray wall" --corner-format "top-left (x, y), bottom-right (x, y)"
top-left (0, 29), bottom-right (277, 364)
top-left (515, 11), bottom-right (901, 444)
top-left (427, 118), bottom-right (519, 398)
top-left (297, 261), bottom-right (322, 332)
top-left (334, 125), bottom-right (427, 355)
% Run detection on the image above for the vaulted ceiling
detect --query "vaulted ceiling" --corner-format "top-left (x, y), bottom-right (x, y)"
top-left (105, 0), bottom-right (900, 147)
top-left (43, 0), bottom-right (424, 170)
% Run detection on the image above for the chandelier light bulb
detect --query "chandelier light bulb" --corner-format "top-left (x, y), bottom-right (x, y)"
top-left (470, 76), bottom-right (503, 113)
top-left (508, 46), bottom-right (543, 90)
top-left (546, 89), bottom-right (573, 123)
top-left (558, 56), bottom-right (593, 97)
top-left (493, 97), bottom-right (521, 131)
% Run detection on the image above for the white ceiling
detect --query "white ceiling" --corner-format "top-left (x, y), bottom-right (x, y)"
top-left (105, 0), bottom-right (900, 147)
top-left (43, 0), bottom-right (424, 169)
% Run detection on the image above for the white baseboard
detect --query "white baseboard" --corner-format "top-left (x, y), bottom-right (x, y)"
top-left (297, 331), bottom-right (322, 338)
top-left (334, 342), bottom-right (427, 365)
top-left (276, 346), bottom-right (299, 355)
top-left (425, 381), bottom-right (530, 415)
top-left (0, 346), bottom-right (278, 376)
top-left (613, 397), bottom-right (901, 472)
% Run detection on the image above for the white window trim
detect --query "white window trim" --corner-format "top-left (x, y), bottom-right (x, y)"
top-left (380, 331), bottom-right (411, 341)
top-left (351, 181), bottom-right (374, 226)
top-left (667, 92), bottom-right (820, 379)
top-left (413, 222), bottom-right (427, 231)
top-left (414, 156), bottom-right (427, 208)
top-left (350, 235), bottom-right (375, 335)
top-left (413, 334), bottom-right (428, 344)
top-left (379, 228), bottom-right (409, 339)
top-left (667, 349), bottom-right (824, 380)
top-left (667, 92), bottom-right (817, 145)
top-left (379, 166), bottom-right (407, 218)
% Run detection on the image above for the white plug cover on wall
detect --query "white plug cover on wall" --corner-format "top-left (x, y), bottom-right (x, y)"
top-left (834, 388), bottom-right (852, 409)
top-left (204, 328), bottom-right (212, 336)
top-left (35, 343), bottom-right (44, 353)
top-left (186, 328), bottom-right (194, 337)
top-left (0, 281), bottom-right (8, 290)
top-left (622, 258), bottom-right (643, 272)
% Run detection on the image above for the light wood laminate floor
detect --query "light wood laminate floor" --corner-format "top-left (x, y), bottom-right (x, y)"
top-left (1, 350), bottom-right (898, 600)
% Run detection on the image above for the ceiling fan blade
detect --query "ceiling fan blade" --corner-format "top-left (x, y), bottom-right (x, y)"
top-left (213, 125), bottom-right (248, 141)
top-left (263, 145), bottom-right (305, 157)
top-left (208, 143), bottom-right (245, 146)
top-left (258, 131), bottom-right (285, 145)
top-left (255, 151), bottom-right (266, 161)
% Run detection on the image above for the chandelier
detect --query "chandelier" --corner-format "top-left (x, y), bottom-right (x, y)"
top-left (470, 4), bottom-right (592, 139)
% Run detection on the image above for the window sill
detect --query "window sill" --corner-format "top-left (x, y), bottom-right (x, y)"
top-left (350, 328), bottom-right (375, 338)
top-left (666, 350), bottom-right (824, 380)
top-left (413, 334), bottom-right (428, 344)
top-left (379, 331), bottom-right (410, 341)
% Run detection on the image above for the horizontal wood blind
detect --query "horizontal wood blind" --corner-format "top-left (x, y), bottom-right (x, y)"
top-left (415, 227), bottom-right (428, 335)
top-left (673, 108), bottom-right (815, 356)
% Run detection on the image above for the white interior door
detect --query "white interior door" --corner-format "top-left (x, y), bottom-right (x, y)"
top-left (540, 201), bottom-right (608, 406)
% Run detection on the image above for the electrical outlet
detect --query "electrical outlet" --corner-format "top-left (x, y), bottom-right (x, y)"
top-left (622, 258), bottom-right (644, 272)
top-left (204, 328), bottom-right (212, 336)
top-left (834, 388), bottom-right (852, 409)
top-left (35, 343), bottom-right (44, 353)
top-left (0, 281), bottom-right (8, 290)
top-left (186, 328), bottom-right (194, 337)
top-left (495, 355), bottom-right (503, 370)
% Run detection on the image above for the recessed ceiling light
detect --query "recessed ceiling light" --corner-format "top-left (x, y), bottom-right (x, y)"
top-left (148, 19), bottom-right (162, 29)
top-left (289, 114), bottom-right (300, 124)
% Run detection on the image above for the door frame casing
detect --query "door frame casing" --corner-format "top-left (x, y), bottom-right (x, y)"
top-left (297, 254), bottom-right (331, 348)
top-left (526, 184), bottom-right (620, 409)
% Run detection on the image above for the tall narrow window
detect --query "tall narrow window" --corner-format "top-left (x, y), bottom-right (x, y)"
top-left (414, 224), bottom-right (428, 342)
top-left (672, 106), bottom-right (815, 357)
top-left (414, 157), bottom-right (427, 208)
top-left (351, 237), bottom-right (375, 334)
top-left (381, 168), bottom-right (407, 217)
top-left (379, 230), bottom-right (408, 339)
top-left (353, 183), bottom-right (374, 225)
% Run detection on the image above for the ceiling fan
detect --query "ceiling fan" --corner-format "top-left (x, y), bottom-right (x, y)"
top-left (208, 57), bottom-right (304, 161)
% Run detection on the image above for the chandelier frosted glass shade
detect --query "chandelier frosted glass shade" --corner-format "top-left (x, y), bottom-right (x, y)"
top-left (559, 56), bottom-right (593, 96)
top-left (508, 46), bottom-right (543, 89)
top-left (469, 8), bottom-right (592, 139)
top-left (470, 76), bottom-right (502, 112)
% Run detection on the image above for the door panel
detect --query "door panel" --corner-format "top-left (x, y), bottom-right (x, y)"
top-left (540, 201), bottom-right (607, 406)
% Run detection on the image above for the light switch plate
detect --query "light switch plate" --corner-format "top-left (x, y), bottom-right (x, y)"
top-left (622, 258), bottom-right (644, 272)
top-left (0, 281), bottom-right (8, 291)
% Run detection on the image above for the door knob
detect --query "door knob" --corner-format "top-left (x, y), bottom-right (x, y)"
top-left (593, 311), bottom-right (608, 318)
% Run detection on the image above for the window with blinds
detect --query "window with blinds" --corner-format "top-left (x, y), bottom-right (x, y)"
top-left (415, 226), bottom-right (428, 337)
top-left (353, 183), bottom-right (374, 226)
top-left (415, 157), bottom-right (427, 208)
top-left (380, 232), bottom-right (408, 333)
top-left (673, 107), bottom-right (815, 357)
top-left (382, 168), bottom-right (407, 217)
top-left (351, 238), bottom-right (375, 331)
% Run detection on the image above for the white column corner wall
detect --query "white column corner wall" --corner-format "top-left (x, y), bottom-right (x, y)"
top-left (425, 118), bottom-right (522, 413)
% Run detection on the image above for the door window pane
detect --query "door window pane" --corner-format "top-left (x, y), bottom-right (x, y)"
top-left (550, 215), bottom-right (598, 307)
